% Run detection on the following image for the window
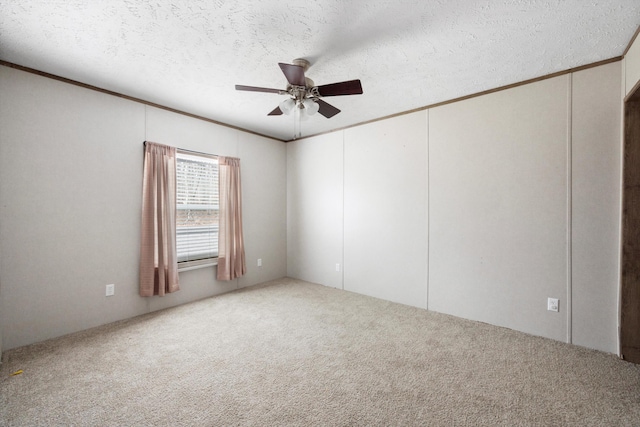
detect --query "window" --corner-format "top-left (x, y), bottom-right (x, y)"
top-left (176, 151), bottom-right (219, 265)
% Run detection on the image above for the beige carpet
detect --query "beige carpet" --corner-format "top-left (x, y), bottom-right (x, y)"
top-left (1, 277), bottom-right (639, 426)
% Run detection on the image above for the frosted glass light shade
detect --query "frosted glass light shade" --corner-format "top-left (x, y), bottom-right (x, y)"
top-left (302, 98), bottom-right (319, 115)
top-left (279, 98), bottom-right (296, 115)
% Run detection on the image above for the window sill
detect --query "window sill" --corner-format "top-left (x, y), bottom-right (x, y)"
top-left (178, 258), bottom-right (218, 272)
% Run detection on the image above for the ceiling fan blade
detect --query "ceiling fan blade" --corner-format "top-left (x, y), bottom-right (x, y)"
top-left (316, 99), bottom-right (341, 118)
top-left (268, 106), bottom-right (283, 116)
top-left (235, 85), bottom-right (283, 94)
top-left (316, 80), bottom-right (363, 97)
top-left (278, 63), bottom-right (306, 86)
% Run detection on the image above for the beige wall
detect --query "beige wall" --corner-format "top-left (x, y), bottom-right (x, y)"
top-left (287, 132), bottom-right (344, 289)
top-left (343, 112), bottom-right (428, 307)
top-left (0, 66), bottom-right (287, 351)
top-left (571, 62), bottom-right (622, 352)
top-left (0, 54), bottom-right (629, 355)
top-left (287, 61), bottom-right (623, 353)
top-left (287, 112), bottom-right (429, 307)
top-left (429, 75), bottom-right (570, 342)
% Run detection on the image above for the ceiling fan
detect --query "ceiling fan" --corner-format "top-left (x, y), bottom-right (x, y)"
top-left (235, 58), bottom-right (363, 119)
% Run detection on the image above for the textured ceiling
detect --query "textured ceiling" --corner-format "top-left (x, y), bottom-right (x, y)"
top-left (1, 1), bottom-right (639, 141)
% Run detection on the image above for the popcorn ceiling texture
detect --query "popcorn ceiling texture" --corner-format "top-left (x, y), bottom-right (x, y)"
top-left (0, 0), bottom-right (638, 140)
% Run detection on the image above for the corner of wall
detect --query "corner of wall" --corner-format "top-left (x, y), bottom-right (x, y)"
top-left (624, 29), bottom-right (640, 97)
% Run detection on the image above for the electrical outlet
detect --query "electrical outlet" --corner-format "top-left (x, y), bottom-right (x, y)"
top-left (257, 258), bottom-right (262, 267)
top-left (106, 284), bottom-right (115, 297)
top-left (336, 263), bottom-right (340, 272)
top-left (547, 297), bottom-right (559, 312)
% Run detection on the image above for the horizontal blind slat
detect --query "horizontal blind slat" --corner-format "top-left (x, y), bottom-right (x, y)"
top-left (176, 153), bottom-right (219, 263)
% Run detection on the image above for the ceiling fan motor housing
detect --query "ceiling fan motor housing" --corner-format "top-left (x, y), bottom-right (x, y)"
top-left (292, 58), bottom-right (311, 72)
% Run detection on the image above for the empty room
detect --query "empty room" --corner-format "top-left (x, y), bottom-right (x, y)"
top-left (1, 1), bottom-right (640, 425)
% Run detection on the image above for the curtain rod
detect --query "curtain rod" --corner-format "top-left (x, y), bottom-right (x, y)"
top-left (143, 141), bottom-right (217, 159)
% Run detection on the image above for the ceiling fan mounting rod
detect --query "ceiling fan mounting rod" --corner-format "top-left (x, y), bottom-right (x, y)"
top-left (292, 58), bottom-right (311, 72)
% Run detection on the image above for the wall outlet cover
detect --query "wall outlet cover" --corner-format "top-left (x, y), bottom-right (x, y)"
top-left (106, 284), bottom-right (115, 297)
top-left (547, 297), bottom-right (559, 312)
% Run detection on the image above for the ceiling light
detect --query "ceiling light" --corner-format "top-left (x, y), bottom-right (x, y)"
top-left (302, 98), bottom-right (319, 115)
top-left (279, 98), bottom-right (296, 115)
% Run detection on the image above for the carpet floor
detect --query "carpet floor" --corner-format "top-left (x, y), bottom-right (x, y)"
top-left (1, 277), bottom-right (639, 426)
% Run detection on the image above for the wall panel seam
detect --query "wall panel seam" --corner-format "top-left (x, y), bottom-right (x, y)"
top-left (567, 73), bottom-right (573, 345)
top-left (426, 109), bottom-right (430, 311)
top-left (341, 131), bottom-right (345, 290)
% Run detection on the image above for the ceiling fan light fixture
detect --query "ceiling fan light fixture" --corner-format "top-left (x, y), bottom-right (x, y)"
top-left (303, 98), bottom-right (320, 116)
top-left (236, 60), bottom-right (363, 123)
top-left (279, 98), bottom-right (296, 115)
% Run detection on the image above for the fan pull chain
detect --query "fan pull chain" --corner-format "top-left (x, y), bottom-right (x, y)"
top-left (293, 106), bottom-right (302, 139)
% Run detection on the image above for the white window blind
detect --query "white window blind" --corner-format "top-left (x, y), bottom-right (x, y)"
top-left (176, 151), bottom-right (219, 263)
